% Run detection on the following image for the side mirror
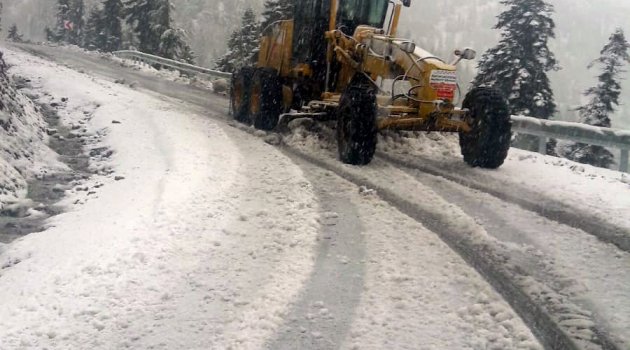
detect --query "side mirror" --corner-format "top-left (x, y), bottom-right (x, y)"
top-left (401, 0), bottom-right (411, 7)
top-left (399, 41), bottom-right (416, 54)
top-left (455, 48), bottom-right (476, 60)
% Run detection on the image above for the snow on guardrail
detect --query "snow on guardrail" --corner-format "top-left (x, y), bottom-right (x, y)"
top-left (511, 115), bottom-right (630, 173)
top-left (112, 50), bottom-right (232, 80)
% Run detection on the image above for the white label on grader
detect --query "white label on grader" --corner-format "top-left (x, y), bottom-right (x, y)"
top-left (430, 70), bottom-right (457, 100)
top-left (430, 70), bottom-right (458, 85)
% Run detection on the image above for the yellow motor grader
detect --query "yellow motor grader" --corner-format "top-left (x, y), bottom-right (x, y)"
top-left (230, 0), bottom-right (512, 168)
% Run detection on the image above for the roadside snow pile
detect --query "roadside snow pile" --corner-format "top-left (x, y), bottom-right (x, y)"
top-left (379, 130), bottom-right (461, 158)
top-left (0, 51), bottom-right (64, 210)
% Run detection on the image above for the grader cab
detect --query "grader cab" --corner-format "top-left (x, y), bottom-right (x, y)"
top-left (230, 0), bottom-right (512, 168)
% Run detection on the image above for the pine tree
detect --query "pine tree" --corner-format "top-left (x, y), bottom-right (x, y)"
top-left (125, 0), bottom-right (189, 58)
top-left (564, 28), bottom-right (630, 168)
top-left (124, 0), bottom-right (194, 61)
top-left (67, 0), bottom-right (86, 45)
top-left (215, 8), bottom-right (260, 73)
top-left (83, 6), bottom-right (106, 50)
top-left (473, 0), bottom-right (560, 152)
top-left (101, 0), bottom-right (123, 52)
top-left (260, 0), bottom-right (293, 33)
top-left (159, 28), bottom-right (195, 63)
top-left (124, 0), bottom-right (158, 53)
top-left (0, 2), bottom-right (3, 34)
top-left (55, 0), bottom-right (72, 42)
top-left (7, 24), bottom-right (23, 42)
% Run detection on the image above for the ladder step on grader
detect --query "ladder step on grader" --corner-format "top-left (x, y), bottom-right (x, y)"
top-left (230, 0), bottom-right (512, 168)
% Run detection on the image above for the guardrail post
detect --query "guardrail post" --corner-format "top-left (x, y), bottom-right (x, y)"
top-left (538, 136), bottom-right (547, 155)
top-left (621, 149), bottom-right (629, 173)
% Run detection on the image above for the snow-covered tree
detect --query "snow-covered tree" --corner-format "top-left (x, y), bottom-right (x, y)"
top-left (260, 0), bottom-right (293, 33)
top-left (101, 0), bottom-right (123, 51)
top-left (124, 0), bottom-right (160, 53)
top-left (54, 0), bottom-right (71, 42)
top-left (0, 2), bottom-right (4, 34)
top-left (473, 0), bottom-right (560, 152)
top-left (67, 0), bottom-right (86, 45)
top-left (215, 8), bottom-right (259, 73)
top-left (159, 28), bottom-right (195, 63)
top-left (83, 6), bottom-right (106, 50)
top-left (564, 28), bottom-right (630, 168)
top-left (125, 0), bottom-right (192, 61)
top-left (7, 24), bottom-right (23, 42)
top-left (84, 0), bottom-right (123, 51)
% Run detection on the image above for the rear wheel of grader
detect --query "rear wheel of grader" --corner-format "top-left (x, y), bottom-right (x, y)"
top-left (459, 87), bottom-right (512, 169)
top-left (337, 77), bottom-right (378, 165)
top-left (230, 67), bottom-right (255, 124)
top-left (249, 68), bottom-right (283, 131)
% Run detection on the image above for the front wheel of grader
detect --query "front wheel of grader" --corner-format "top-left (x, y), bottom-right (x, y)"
top-left (459, 87), bottom-right (512, 169)
top-left (230, 67), bottom-right (255, 124)
top-left (337, 77), bottom-right (378, 166)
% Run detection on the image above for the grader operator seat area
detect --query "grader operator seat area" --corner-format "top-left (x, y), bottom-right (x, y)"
top-left (292, 0), bottom-right (391, 71)
top-left (336, 0), bottom-right (390, 35)
top-left (292, 0), bottom-right (328, 72)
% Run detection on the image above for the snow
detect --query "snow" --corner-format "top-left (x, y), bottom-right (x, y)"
top-left (4, 42), bottom-right (628, 348)
top-left (249, 154), bottom-right (543, 349)
top-left (375, 130), bottom-right (630, 231)
top-left (282, 122), bottom-right (629, 347)
top-left (0, 46), bottom-right (545, 349)
top-left (55, 44), bottom-right (218, 92)
top-left (407, 166), bottom-right (630, 347)
top-left (0, 48), bottom-right (321, 349)
top-left (0, 51), bottom-right (66, 210)
top-left (285, 121), bottom-right (630, 236)
top-left (110, 53), bottom-right (219, 92)
top-left (338, 191), bottom-right (541, 350)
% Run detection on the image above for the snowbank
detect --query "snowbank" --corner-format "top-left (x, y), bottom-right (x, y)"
top-left (0, 50), bottom-right (64, 210)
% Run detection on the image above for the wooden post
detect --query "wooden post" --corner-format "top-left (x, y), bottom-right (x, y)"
top-left (621, 149), bottom-right (629, 173)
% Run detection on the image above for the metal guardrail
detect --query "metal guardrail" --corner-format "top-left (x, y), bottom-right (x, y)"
top-left (109, 51), bottom-right (630, 173)
top-left (511, 115), bottom-right (630, 173)
top-left (112, 50), bottom-right (232, 79)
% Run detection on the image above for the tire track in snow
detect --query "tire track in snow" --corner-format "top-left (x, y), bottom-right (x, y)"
top-left (377, 152), bottom-right (630, 255)
top-left (276, 139), bottom-right (615, 350)
top-left (398, 167), bottom-right (630, 349)
top-left (264, 182), bottom-right (366, 349)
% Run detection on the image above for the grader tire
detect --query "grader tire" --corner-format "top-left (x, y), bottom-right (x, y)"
top-left (230, 67), bottom-right (255, 124)
top-left (459, 87), bottom-right (512, 169)
top-left (250, 68), bottom-right (282, 131)
top-left (337, 77), bottom-right (378, 165)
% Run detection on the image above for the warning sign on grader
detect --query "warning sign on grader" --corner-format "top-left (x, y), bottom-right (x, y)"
top-left (430, 70), bottom-right (457, 100)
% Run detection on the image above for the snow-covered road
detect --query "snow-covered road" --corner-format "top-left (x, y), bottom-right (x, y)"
top-left (0, 47), bottom-right (546, 349)
top-left (1, 43), bottom-right (629, 350)
top-left (0, 48), bottom-right (324, 349)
